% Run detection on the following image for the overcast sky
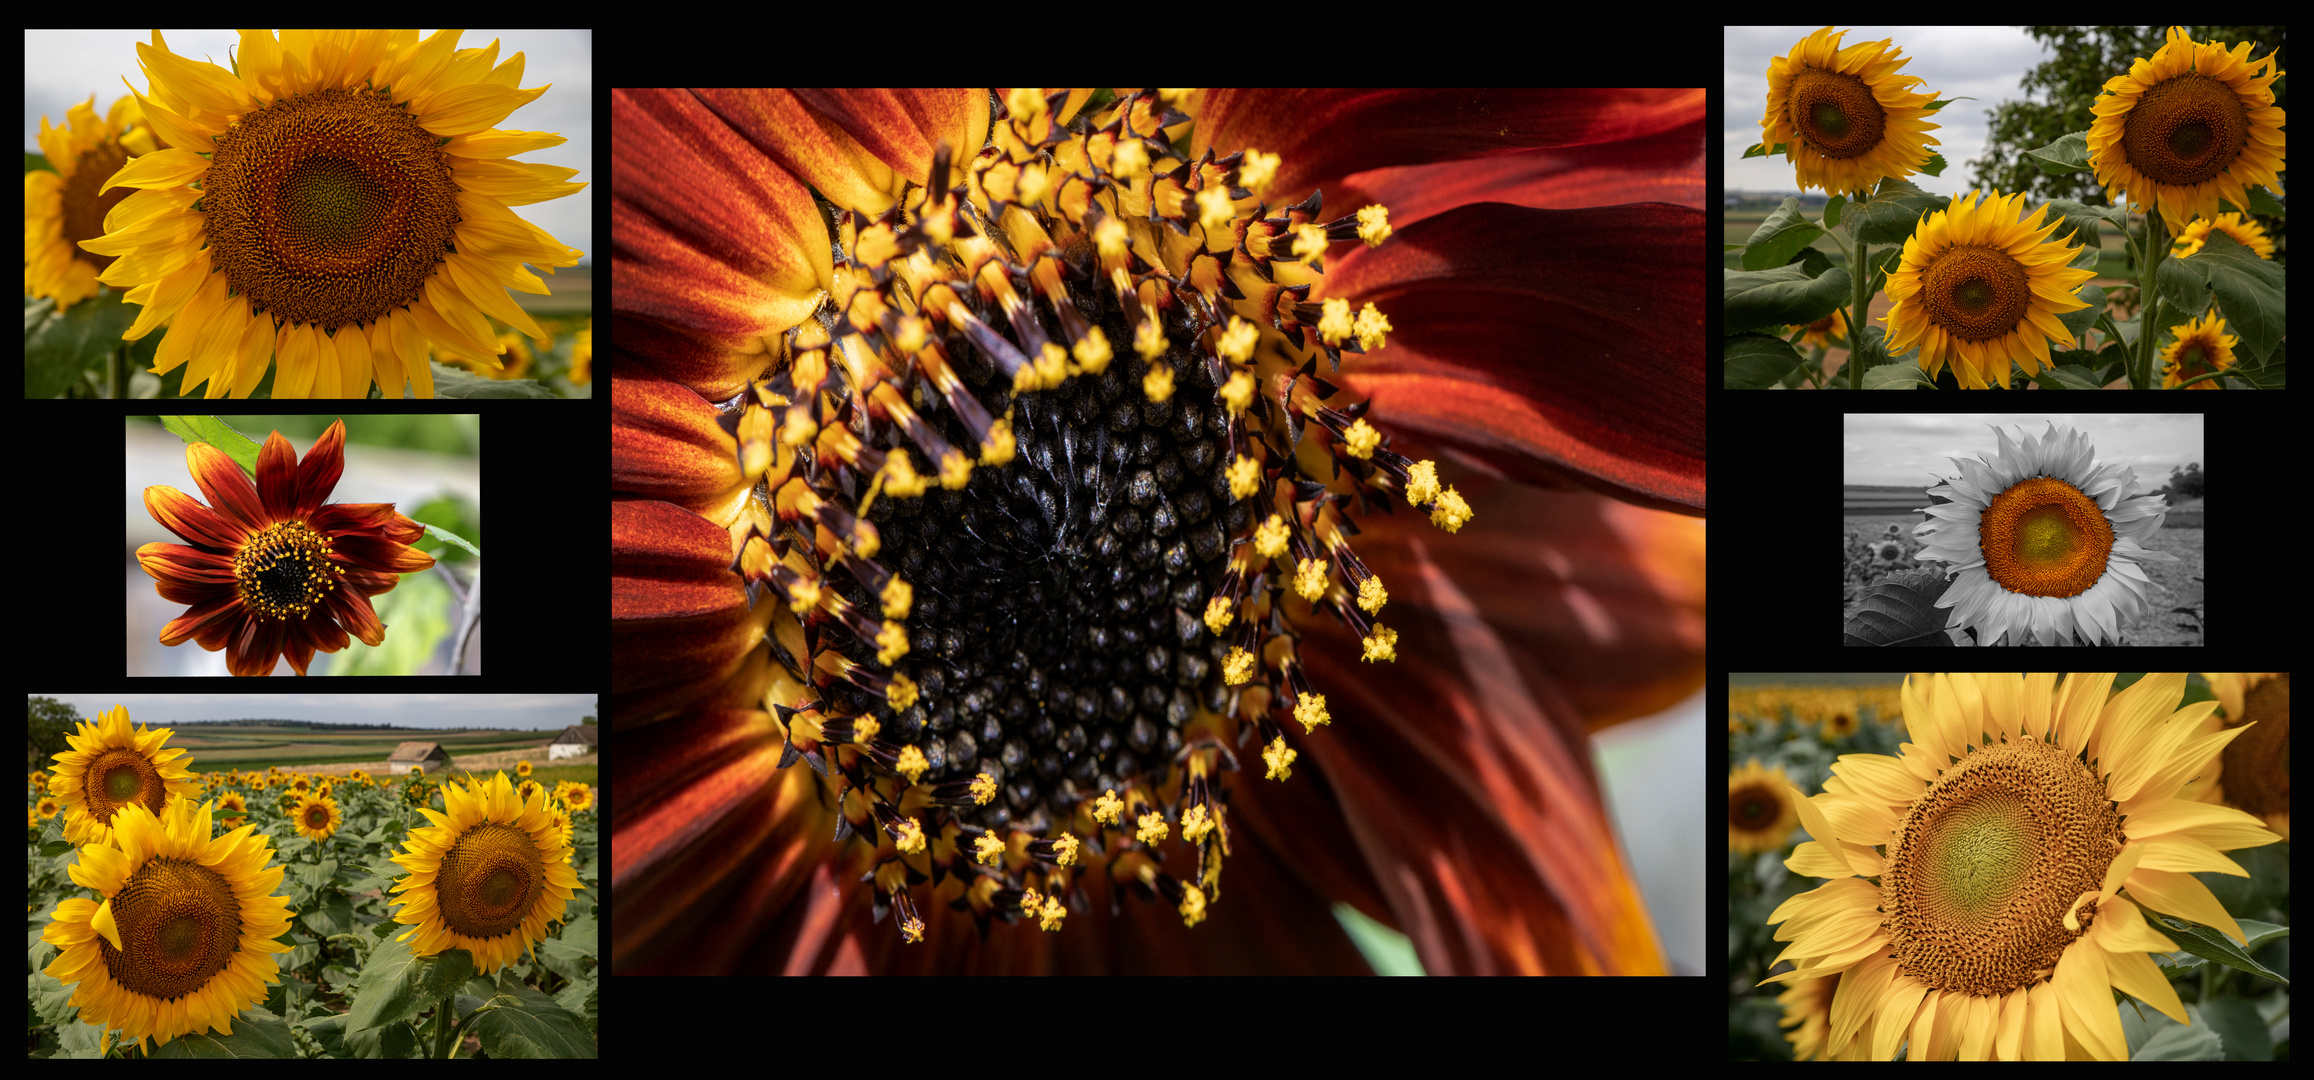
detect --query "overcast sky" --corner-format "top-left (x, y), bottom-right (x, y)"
top-left (1841, 413), bottom-right (2204, 489)
top-left (40, 694), bottom-right (597, 730)
top-left (24, 29), bottom-right (592, 264)
top-left (1726, 25), bottom-right (2057, 197)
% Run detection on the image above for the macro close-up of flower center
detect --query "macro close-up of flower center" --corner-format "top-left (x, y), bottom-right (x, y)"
top-left (1880, 735), bottom-right (2121, 997)
top-left (202, 85), bottom-right (462, 331)
top-left (614, 86), bottom-right (1709, 974)
top-left (1918, 244), bottom-right (2031, 343)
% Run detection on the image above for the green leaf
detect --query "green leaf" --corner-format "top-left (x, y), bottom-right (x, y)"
top-left (158, 416), bottom-right (266, 479)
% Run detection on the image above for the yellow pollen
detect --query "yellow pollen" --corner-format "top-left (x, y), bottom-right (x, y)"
top-left (232, 520), bottom-right (341, 622)
top-left (1262, 737), bottom-right (1296, 780)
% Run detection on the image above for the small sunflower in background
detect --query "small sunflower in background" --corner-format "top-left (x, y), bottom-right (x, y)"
top-left (1760, 26), bottom-right (1943, 197)
top-left (82, 29), bottom-right (586, 397)
top-left (41, 797), bottom-right (297, 1055)
top-left (2087, 26), bottom-right (2286, 235)
top-left (2159, 309), bottom-right (2241, 389)
top-left (45, 705), bottom-right (202, 847)
top-left (388, 771), bottom-right (583, 973)
top-left (1763, 673), bottom-right (2281, 1060)
top-left (1729, 759), bottom-right (1802, 855)
top-left (290, 790), bottom-right (345, 842)
top-left (1911, 421), bottom-right (2178, 645)
top-left (1881, 190), bottom-right (2098, 390)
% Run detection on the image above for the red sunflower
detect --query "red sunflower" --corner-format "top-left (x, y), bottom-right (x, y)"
top-left (612, 89), bottom-right (1703, 973)
top-left (137, 418), bottom-right (436, 676)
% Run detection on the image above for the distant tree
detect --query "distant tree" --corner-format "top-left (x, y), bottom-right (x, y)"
top-left (2167, 462), bottom-right (2205, 499)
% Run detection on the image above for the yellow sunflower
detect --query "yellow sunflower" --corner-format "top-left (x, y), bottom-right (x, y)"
top-left (1881, 189), bottom-right (2098, 390)
top-left (1728, 758), bottom-right (1801, 855)
top-left (387, 771), bottom-right (583, 973)
top-left (46, 705), bottom-right (202, 847)
top-left (41, 797), bottom-right (296, 1055)
top-left (1762, 673), bottom-right (2281, 1060)
top-left (290, 790), bottom-right (345, 841)
top-left (2087, 26), bottom-right (2286, 235)
top-left (82, 29), bottom-right (586, 398)
top-left (1760, 26), bottom-right (1943, 197)
top-left (2160, 308), bottom-right (2241, 389)
top-left (26, 95), bottom-right (162, 311)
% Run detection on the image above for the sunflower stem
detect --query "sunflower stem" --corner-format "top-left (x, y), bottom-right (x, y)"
top-left (1848, 236), bottom-right (1869, 390)
top-left (2134, 212), bottom-right (2169, 390)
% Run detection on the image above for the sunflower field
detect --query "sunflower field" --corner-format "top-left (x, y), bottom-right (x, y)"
top-left (1728, 673), bottom-right (2291, 1061)
top-left (29, 707), bottom-right (598, 1058)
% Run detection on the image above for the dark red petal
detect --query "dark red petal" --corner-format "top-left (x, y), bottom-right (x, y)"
top-left (157, 593), bottom-right (242, 648)
top-left (186, 440), bottom-right (268, 532)
top-left (1330, 200), bottom-right (1704, 514)
top-left (613, 88), bottom-right (833, 400)
top-left (1194, 89), bottom-right (1704, 208)
top-left (291, 419), bottom-right (348, 519)
top-left (142, 486), bottom-right (247, 550)
top-left (612, 500), bottom-right (771, 722)
top-left (1298, 491), bottom-right (1685, 973)
top-left (1324, 117), bottom-right (1706, 232)
top-left (697, 89), bottom-right (990, 216)
top-left (612, 367), bottom-right (750, 512)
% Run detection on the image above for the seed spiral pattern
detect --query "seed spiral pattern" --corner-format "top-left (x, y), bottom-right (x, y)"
top-left (101, 856), bottom-right (243, 1002)
top-left (1919, 244), bottom-right (2033, 343)
top-left (433, 822), bottom-right (545, 940)
top-left (1788, 68), bottom-right (1888, 159)
top-left (1978, 476), bottom-right (2114, 598)
top-left (232, 520), bottom-right (344, 621)
top-left (2121, 73), bottom-right (2250, 187)
top-left (202, 85), bottom-right (462, 329)
top-left (1881, 736), bottom-right (2122, 998)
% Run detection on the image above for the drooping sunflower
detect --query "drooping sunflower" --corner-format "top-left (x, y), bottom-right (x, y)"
top-left (137, 417), bottom-right (437, 676)
top-left (2087, 26), bottom-right (2286, 236)
top-left (1881, 189), bottom-right (2099, 390)
top-left (290, 790), bottom-right (344, 841)
top-left (388, 771), bottom-right (584, 974)
top-left (1759, 26), bottom-right (1942, 197)
top-left (1911, 421), bottom-right (2179, 646)
top-left (82, 29), bottom-right (586, 398)
top-left (613, 89), bottom-right (1707, 973)
top-left (45, 704), bottom-right (202, 847)
top-left (2159, 308), bottom-right (2241, 389)
top-left (1761, 673), bottom-right (2282, 1060)
top-left (41, 797), bottom-right (297, 1055)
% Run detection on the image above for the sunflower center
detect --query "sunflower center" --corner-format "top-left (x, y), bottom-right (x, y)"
top-left (1788, 68), bottom-right (1886, 159)
top-left (202, 85), bottom-right (463, 330)
top-left (304, 805), bottom-right (332, 829)
top-left (102, 855), bottom-right (242, 1002)
top-left (232, 520), bottom-right (344, 622)
top-left (857, 297), bottom-right (1236, 834)
top-left (64, 140), bottom-right (133, 272)
top-left (2121, 73), bottom-right (2249, 187)
top-left (1978, 476), bottom-right (2115, 599)
top-left (1882, 736), bottom-right (2121, 998)
top-left (1919, 244), bottom-right (2033, 343)
top-left (435, 822), bottom-right (543, 940)
top-left (90, 749), bottom-right (163, 818)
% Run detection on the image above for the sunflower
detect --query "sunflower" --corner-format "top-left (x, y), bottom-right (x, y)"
top-left (1761, 673), bottom-right (2281, 1060)
top-left (613, 89), bottom-right (1706, 973)
top-left (46, 705), bottom-right (203, 847)
top-left (1759, 26), bottom-right (1942, 197)
top-left (81, 29), bottom-right (586, 398)
top-left (1881, 189), bottom-right (2099, 390)
top-left (2087, 26), bottom-right (2286, 236)
top-left (387, 771), bottom-right (584, 974)
top-left (1729, 758), bottom-right (1801, 855)
top-left (2159, 308), bottom-right (2241, 389)
top-left (1911, 421), bottom-right (2178, 646)
top-left (26, 95), bottom-right (162, 312)
top-left (290, 790), bottom-right (344, 841)
top-left (41, 797), bottom-right (296, 1055)
top-left (137, 417), bottom-right (437, 676)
